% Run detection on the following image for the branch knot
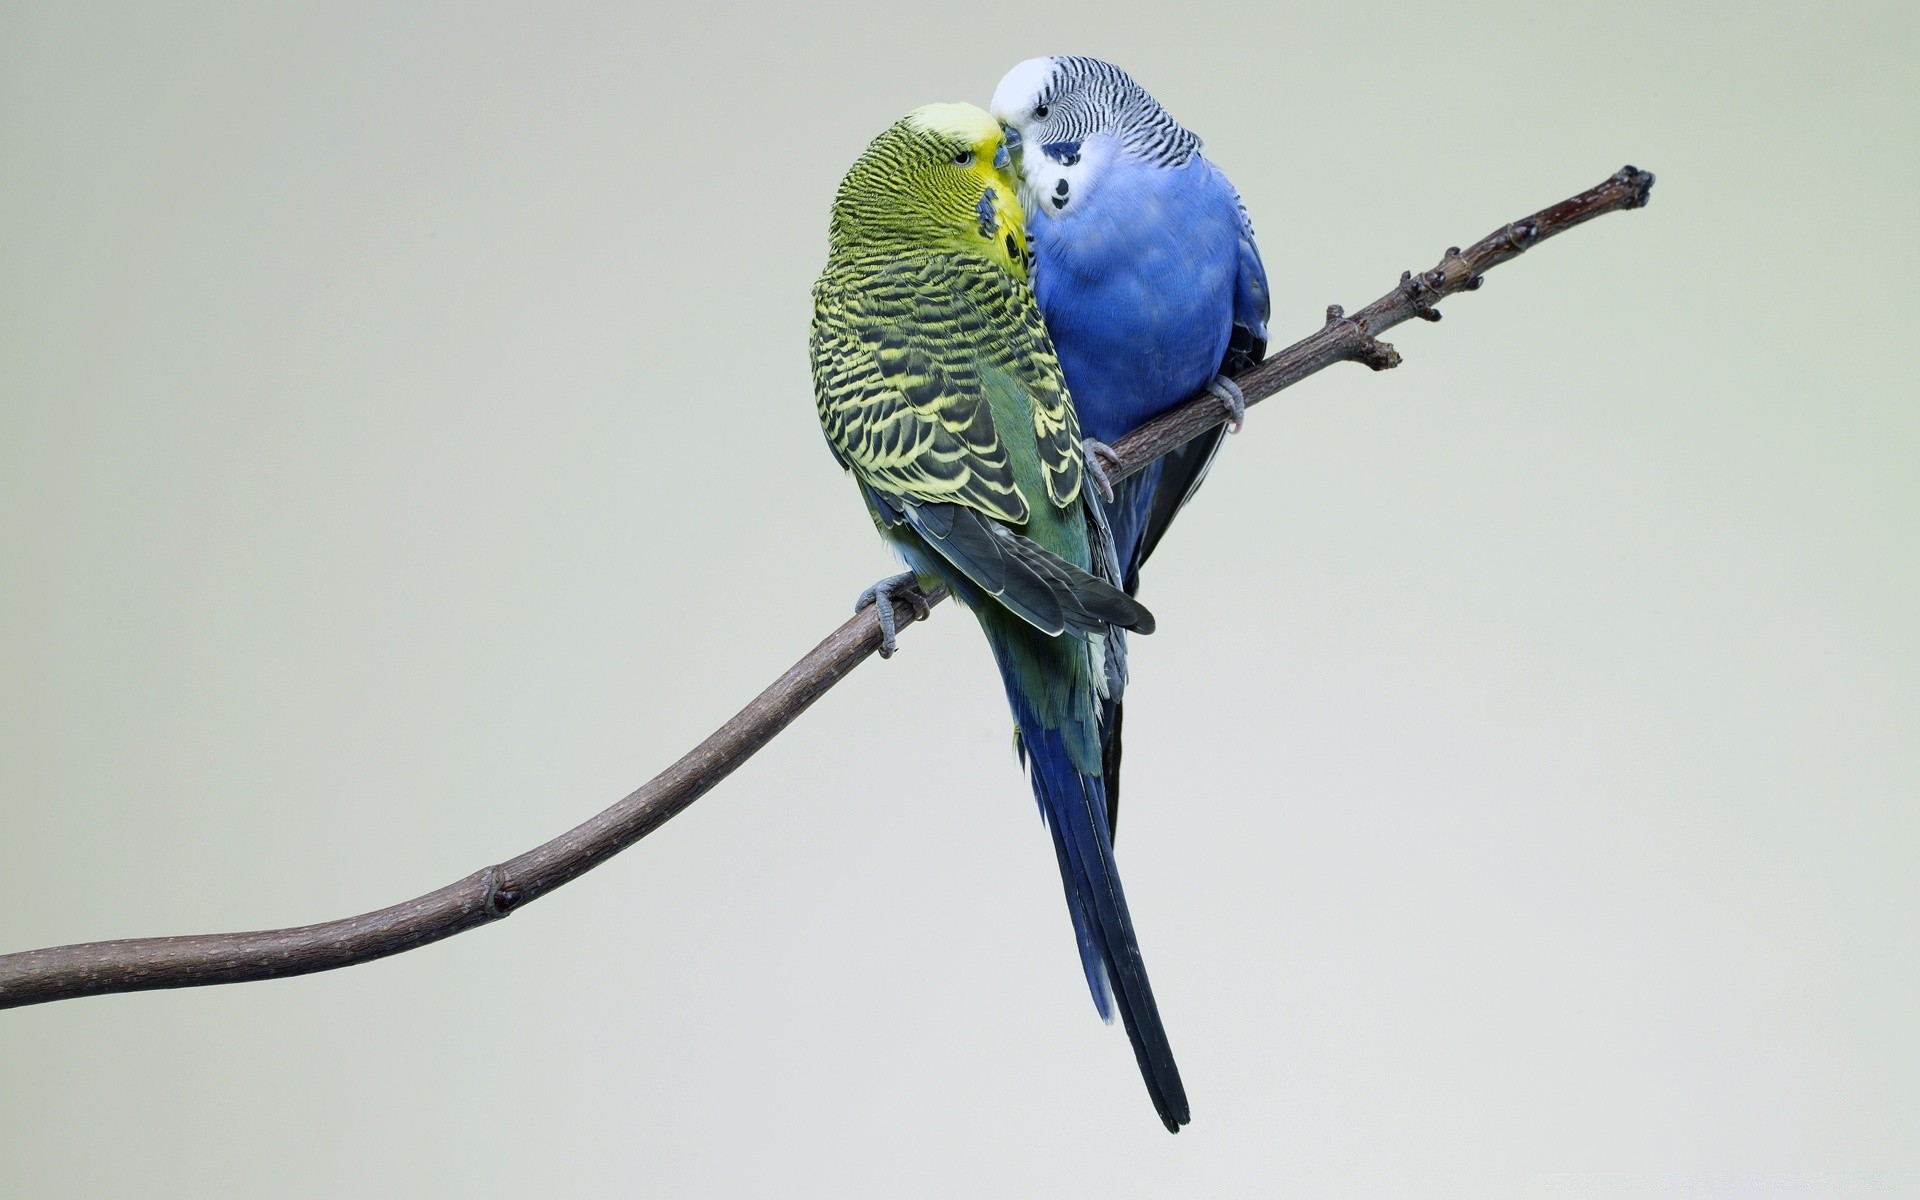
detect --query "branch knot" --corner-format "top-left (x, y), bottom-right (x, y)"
top-left (482, 866), bottom-right (523, 918)
top-left (1503, 218), bottom-right (1542, 252)
top-left (1399, 269), bottom-right (1444, 323)
top-left (1325, 302), bottom-right (1399, 369)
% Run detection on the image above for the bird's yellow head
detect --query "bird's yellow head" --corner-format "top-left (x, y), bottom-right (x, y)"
top-left (827, 102), bottom-right (1029, 278)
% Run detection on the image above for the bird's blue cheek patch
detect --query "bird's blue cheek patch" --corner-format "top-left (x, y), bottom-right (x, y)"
top-left (976, 187), bottom-right (999, 238)
top-left (1042, 140), bottom-right (1082, 167)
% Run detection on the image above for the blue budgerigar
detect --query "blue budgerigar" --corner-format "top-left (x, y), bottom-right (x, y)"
top-left (992, 56), bottom-right (1269, 827)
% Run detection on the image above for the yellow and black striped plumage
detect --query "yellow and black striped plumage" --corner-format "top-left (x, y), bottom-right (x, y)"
top-left (813, 255), bottom-right (1082, 522)
top-left (811, 105), bottom-right (1084, 534)
top-left (807, 104), bottom-right (1186, 1133)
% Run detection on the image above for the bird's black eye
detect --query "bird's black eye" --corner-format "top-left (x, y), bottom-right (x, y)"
top-left (952, 150), bottom-right (975, 166)
top-left (1032, 104), bottom-right (1050, 119)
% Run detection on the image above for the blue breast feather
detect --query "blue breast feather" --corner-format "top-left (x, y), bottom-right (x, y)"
top-left (1030, 154), bottom-right (1260, 445)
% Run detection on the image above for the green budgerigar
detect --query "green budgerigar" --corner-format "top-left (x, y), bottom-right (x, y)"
top-left (810, 102), bottom-right (1188, 1132)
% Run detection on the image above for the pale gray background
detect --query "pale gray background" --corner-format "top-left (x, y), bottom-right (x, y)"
top-left (3, 2), bottom-right (1915, 1196)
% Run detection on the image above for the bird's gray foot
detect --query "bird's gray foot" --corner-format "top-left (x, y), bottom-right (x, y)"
top-left (1082, 438), bottom-right (1122, 503)
top-left (855, 571), bottom-right (930, 658)
top-left (1207, 374), bottom-right (1247, 434)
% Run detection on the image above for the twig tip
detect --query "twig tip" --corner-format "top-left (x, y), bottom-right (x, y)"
top-left (1356, 339), bottom-right (1400, 370)
top-left (1616, 164), bottom-right (1656, 208)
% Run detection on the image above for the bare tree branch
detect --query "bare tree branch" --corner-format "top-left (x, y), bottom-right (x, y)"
top-left (0, 165), bottom-right (1655, 1011)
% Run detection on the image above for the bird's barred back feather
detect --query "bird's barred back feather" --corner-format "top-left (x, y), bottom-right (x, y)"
top-left (812, 254), bottom-right (1083, 521)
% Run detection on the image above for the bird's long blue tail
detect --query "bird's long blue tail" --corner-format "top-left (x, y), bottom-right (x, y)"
top-left (987, 623), bottom-right (1189, 1133)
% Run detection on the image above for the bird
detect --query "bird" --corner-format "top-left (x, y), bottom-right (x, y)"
top-left (992, 56), bottom-right (1270, 831)
top-left (810, 101), bottom-right (1189, 1132)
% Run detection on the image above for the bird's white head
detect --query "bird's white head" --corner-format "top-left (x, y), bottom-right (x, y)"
top-left (990, 56), bottom-right (1199, 219)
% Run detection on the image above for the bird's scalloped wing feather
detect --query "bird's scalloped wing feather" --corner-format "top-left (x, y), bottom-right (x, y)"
top-left (811, 255), bottom-right (1084, 523)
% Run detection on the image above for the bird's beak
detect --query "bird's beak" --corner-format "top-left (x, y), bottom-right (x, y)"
top-left (993, 137), bottom-right (1012, 172)
top-left (996, 123), bottom-right (1021, 170)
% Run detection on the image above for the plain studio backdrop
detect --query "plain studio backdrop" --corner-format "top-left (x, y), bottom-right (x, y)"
top-left (2, 3), bottom-right (1915, 1196)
